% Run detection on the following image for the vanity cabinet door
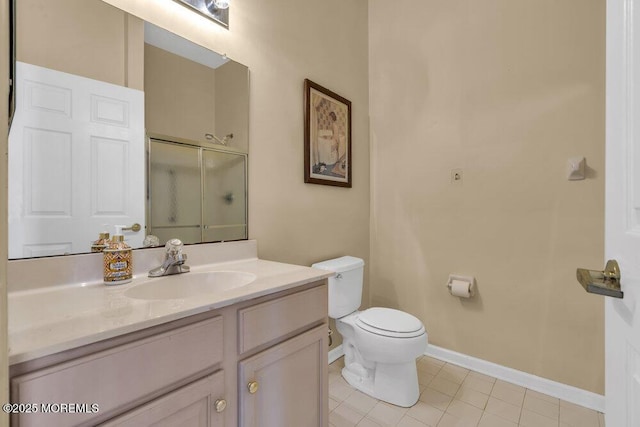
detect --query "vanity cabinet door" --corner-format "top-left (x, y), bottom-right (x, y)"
top-left (100, 371), bottom-right (226, 427)
top-left (238, 324), bottom-right (328, 427)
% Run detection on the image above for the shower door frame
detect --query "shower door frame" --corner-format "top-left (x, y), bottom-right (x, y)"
top-left (146, 135), bottom-right (248, 245)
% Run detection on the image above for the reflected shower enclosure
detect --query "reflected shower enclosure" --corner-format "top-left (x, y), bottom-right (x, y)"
top-left (148, 139), bottom-right (247, 246)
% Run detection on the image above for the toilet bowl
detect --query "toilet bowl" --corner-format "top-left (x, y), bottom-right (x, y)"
top-left (312, 256), bottom-right (428, 407)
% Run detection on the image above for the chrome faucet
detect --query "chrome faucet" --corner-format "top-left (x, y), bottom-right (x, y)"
top-left (148, 239), bottom-right (191, 277)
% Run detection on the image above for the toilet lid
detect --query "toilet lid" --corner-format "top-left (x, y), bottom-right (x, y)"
top-left (356, 307), bottom-right (425, 337)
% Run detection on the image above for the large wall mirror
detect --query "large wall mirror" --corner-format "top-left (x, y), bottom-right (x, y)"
top-left (8, 0), bottom-right (249, 259)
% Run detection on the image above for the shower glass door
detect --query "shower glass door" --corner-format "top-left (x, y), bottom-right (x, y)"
top-left (148, 141), bottom-right (202, 244)
top-left (148, 139), bottom-right (247, 246)
top-left (202, 149), bottom-right (247, 242)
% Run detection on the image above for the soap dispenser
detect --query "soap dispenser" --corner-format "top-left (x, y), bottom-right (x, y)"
top-left (103, 225), bottom-right (133, 285)
top-left (91, 231), bottom-right (110, 253)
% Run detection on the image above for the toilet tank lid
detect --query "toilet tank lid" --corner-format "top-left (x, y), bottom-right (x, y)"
top-left (312, 256), bottom-right (364, 273)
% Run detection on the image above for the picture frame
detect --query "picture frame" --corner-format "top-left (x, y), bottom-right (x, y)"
top-left (304, 79), bottom-right (352, 187)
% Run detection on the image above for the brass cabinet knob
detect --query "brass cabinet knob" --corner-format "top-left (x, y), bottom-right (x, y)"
top-left (214, 399), bottom-right (227, 413)
top-left (247, 381), bottom-right (259, 394)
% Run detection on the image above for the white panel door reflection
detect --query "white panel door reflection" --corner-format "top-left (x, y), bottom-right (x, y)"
top-left (8, 62), bottom-right (145, 258)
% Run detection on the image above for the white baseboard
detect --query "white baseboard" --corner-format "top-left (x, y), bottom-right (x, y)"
top-left (328, 344), bottom-right (345, 364)
top-left (425, 344), bottom-right (605, 413)
top-left (327, 343), bottom-right (604, 412)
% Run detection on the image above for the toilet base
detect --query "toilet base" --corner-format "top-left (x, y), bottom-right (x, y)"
top-left (341, 360), bottom-right (420, 407)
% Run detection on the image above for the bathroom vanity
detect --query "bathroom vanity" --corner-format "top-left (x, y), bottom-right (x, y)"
top-left (7, 241), bottom-right (331, 427)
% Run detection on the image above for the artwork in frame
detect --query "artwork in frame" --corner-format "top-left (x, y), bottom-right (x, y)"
top-left (304, 79), bottom-right (352, 187)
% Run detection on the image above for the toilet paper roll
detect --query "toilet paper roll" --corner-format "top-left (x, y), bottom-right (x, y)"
top-left (450, 279), bottom-right (472, 298)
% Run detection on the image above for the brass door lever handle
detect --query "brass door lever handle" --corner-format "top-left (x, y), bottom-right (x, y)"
top-left (576, 259), bottom-right (623, 298)
top-left (122, 223), bottom-right (141, 233)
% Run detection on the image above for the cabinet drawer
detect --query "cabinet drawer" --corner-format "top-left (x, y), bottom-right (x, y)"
top-left (11, 316), bottom-right (223, 427)
top-left (100, 370), bottom-right (226, 427)
top-left (238, 284), bottom-right (327, 353)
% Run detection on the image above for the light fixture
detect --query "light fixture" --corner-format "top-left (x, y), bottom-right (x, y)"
top-left (174, 0), bottom-right (230, 29)
top-left (209, 0), bottom-right (229, 9)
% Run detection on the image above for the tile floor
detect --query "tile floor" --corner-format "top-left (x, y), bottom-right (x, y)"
top-left (329, 356), bottom-right (605, 427)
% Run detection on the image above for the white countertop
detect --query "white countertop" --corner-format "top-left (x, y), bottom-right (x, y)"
top-left (9, 258), bottom-right (332, 365)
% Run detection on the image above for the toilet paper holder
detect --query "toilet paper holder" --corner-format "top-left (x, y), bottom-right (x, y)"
top-left (447, 274), bottom-right (476, 297)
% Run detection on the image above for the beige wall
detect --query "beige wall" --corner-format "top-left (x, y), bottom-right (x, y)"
top-left (369, 0), bottom-right (605, 393)
top-left (145, 44), bottom-right (217, 143)
top-left (215, 61), bottom-right (249, 153)
top-left (101, 0), bottom-right (371, 349)
top-left (17, 0), bottom-right (143, 90)
top-left (145, 45), bottom-right (250, 151)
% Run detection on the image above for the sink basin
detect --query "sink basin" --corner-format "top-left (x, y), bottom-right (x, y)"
top-left (124, 271), bottom-right (257, 300)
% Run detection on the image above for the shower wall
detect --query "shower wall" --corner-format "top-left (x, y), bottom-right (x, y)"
top-left (369, 0), bottom-right (605, 393)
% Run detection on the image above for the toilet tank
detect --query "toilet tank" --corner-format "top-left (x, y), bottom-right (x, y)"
top-left (312, 256), bottom-right (364, 319)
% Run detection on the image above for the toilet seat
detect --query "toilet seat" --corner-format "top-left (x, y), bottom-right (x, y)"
top-left (356, 307), bottom-right (425, 338)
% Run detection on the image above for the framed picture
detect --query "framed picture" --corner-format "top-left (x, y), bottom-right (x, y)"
top-left (304, 79), bottom-right (352, 187)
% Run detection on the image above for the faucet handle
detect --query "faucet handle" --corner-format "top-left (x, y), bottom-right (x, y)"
top-left (148, 239), bottom-right (188, 277)
top-left (165, 238), bottom-right (184, 255)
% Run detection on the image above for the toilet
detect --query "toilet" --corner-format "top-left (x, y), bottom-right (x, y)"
top-left (312, 256), bottom-right (428, 407)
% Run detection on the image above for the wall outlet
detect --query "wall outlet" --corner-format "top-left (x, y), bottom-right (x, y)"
top-left (451, 169), bottom-right (463, 184)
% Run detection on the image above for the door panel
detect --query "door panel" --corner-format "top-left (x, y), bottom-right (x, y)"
top-left (8, 62), bottom-right (145, 257)
top-left (605, 0), bottom-right (640, 425)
